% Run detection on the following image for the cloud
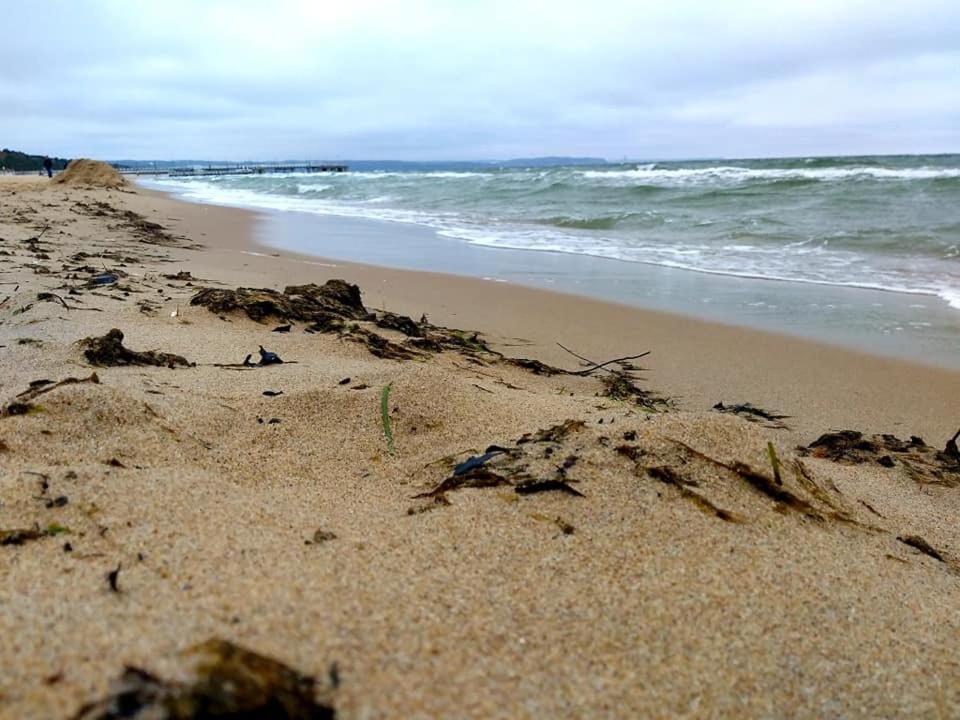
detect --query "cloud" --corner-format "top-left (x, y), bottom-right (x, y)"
top-left (2, 0), bottom-right (958, 159)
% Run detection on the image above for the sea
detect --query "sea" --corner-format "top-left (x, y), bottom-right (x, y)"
top-left (147, 154), bottom-right (960, 368)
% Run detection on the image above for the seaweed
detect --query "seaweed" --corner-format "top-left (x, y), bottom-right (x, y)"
top-left (1, 527), bottom-right (45, 546)
top-left (517, 419), bottom-right (586, 445)
top-left (414, 468), bottom-right (513, 498)
top-left (71, 638), bottom-right (335, 719)
top-left (600, 371), bottom-right (670, 411)
top-left (646, 466), bottom-right (745, 523)
top-left (375, 311), bottom-right (422, 337)
top-left (713, 402), bottom-right (790, 429)
top-left (897, 535), bottom-right (945, 563)
top-left (514, 479), bottom-right (585, 497)
top-left (191, 279), bottom-right (369, 324)
top-left (802, 430), bottom-right (960, 485)
top-left (349, 328), bottom-right (421, 361)
top-left (80, 329), bottom-right (193, 368)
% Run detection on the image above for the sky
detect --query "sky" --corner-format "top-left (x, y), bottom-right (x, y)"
top-left (2, 0), bottom-right (959, 161)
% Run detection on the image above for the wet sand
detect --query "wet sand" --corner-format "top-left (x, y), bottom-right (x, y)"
top-left (1, 175), bottom-right (958, 718)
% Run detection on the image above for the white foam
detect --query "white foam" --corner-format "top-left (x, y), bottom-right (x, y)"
top-left (578, 165), bottom-right (960, 185)
top-left (150, 175), bottom-right (960, 313)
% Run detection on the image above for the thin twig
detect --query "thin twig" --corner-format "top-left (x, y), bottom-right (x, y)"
top-left (569, 351), bottom-right (651, 377)
top-left (556, 342), bottom-right (651, 376)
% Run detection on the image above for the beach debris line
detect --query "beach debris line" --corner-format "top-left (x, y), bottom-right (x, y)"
top-left (70, 638), bottom-right (336, 719)
top-left (80, 329), bottom-right (194, 368)
top-left (712, 402), bottom-right (790, 429)
top-left (188, 281), bottom-right (670, 402)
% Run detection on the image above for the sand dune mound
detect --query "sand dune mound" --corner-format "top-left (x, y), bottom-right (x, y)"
top-left (51, 158), bottom-right (127, 189)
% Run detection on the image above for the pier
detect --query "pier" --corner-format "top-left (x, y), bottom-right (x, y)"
top-left (120, 163), bottom-right (348, 177)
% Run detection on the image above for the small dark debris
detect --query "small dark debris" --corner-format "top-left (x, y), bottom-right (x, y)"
top-left (555, 517), bottom-right (576, 534)
top-left (262, 390), bottom-right (284, 397)
top-left (453, 449), bottom-right (505, 477)
top-left (258, 346), bottom-right (283, 365)
top-left (272, 324), bottom-right (292, 333)
top-left (88, 273), bottom-right (118, 286)
top-left (338, 377), bottom-right (351, 385)
top-left (407, 494), bottom-right (452, 515)
top-left (515, 479), bottom-right (585, 497)
top-left (4, 401), bottom-right (35, 416)
top-left (63, 542), bottom-right (73, 552)
top-left (162, 270), bottom-right (193, 281)
top-left (350, 383), bottom-right (369, 391)
top-left (46, 495), bottom-right (69, 508)
top-left (107, 458), bottom-right (126, 468)
top-left (307, 529), bottom-right (337, 544)
top-left (878, 455), bottom-right (895, 468)
top-left (107, 564), bottom-right (121, 592)
top-left (267, 418), bottom-right (282, 425)
top-left (897, 535), bottom-right (945, 562)
top-left (623, 430), bottom-right (637, 441)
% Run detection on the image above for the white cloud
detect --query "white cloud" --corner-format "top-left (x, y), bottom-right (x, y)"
top-left (1, 0), bottom-right (958, 159)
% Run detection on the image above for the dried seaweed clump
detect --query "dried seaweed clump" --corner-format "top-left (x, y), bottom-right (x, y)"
top-left (191, 280), bottom-right (369, 324)
top-left (80, 329), bottom-right (194, 368)
top-left (801, 429), bottom-right (960, 486)
top-left (600, 371), bottom-right (670, 411)
top-left (72, 638), bottom-right (335, 719)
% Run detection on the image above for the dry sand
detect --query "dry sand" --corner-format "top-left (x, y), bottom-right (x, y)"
top-left (1, 173), bottom-right (958, 718)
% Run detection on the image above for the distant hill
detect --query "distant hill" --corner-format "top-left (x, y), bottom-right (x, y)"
top-left (0, 149), bottom-right (70, 172)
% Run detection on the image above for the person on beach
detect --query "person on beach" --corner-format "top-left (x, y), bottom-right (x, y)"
top-left (43, 157), bottom-right (53, 178)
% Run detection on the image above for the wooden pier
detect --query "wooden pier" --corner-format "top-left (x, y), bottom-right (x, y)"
top-left (120, 163), bottom-right (348, 177)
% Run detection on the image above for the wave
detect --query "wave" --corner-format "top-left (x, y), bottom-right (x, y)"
top-left (578, 165), bottom-right (960, 184)
top-left (148, 163), bottom-right (960, 312)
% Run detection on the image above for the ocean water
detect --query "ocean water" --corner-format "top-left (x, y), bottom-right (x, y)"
top-left (148, 155), bottom-right (960, 366)
top-left (154, 155), bottom-right (960, 310)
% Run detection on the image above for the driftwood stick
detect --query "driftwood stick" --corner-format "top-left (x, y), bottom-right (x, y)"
top-left (569, 351), bottom-right (651, 377)
top-left (556, 342), bottom-right (596, 368)
top-left (556, 342), bottom-right (651, 377)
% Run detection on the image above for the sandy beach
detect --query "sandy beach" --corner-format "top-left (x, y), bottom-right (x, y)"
top-left (2, 170), bottom-right (959, 718)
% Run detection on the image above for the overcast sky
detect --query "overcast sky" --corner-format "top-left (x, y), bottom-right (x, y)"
top-left (2, 0), bottom-right (958, 161)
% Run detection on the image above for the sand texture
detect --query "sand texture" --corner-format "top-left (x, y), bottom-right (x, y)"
top-left (1, 177), bottom-right (959, 719)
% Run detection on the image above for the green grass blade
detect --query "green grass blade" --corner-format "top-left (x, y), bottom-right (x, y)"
top-left (381, 383), bottom-right (395, 454)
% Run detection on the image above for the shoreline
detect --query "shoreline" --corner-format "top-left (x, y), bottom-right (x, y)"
top-left (141, 177), bottom-right (960, 371)
top-left (3, 174), bottom-right (959, 718)
top-left (134, 183), bottom-right (960, 444)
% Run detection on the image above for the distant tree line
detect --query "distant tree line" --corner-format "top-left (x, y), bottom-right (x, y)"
top-left (0, 149), bottom-right (70, 172)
